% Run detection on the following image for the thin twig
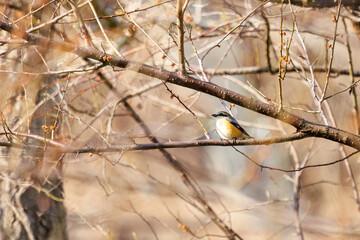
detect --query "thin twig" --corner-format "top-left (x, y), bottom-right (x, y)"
top-left (246, 80), bottom-right (320, 113)
top-left (289, 2), bottom-right (331, 125)
top-left (342, 17), bottom-right (360, 134)
top-left (202, 66), bottom-right (360, 76)
top-left (176, 0), bottom-right (189, 75)
top-left (262, 10), bottom-right (274, 73)
top-left (323, 79), bottom-right (360, 101)
top-left (86, 0), bottom-right (122, 57)
top-left (320, 0), bottom-right (342, 102)
top-left (342, 17), bottom-right (360, 211)
top-left (163, 83), bottom-right (210, 139)
top-left (202, 0), bottom-right (269, 60)
top-left (74, 1), bottom-right (173, 23)
top-left (292, 137), bottom-right (316, 240)
top-left (277, 1), bottom-right (285, 110)
top-left (232, 146), bottom-right (359, 173)
top-left (27, 1), bottom-right (89, 33)
top-left (116, 0), bottom-right (176, 65)
top-left (13, 0), bottom-right (57, 24)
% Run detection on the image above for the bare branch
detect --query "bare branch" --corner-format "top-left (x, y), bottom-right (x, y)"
top-left (270, 0), bottom-right (358, 8)
top-left (1, 20), bottom-right (360, 150)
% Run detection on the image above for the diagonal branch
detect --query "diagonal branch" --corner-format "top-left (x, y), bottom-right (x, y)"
top-left (1, 20), bottom-right (360, 150)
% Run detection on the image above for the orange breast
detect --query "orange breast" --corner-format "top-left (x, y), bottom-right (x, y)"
top-left (216, 118), bottom-right (244, 139)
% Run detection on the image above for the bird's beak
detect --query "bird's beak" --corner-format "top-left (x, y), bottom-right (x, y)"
top-left (211, 113), bottom-right (218, 118)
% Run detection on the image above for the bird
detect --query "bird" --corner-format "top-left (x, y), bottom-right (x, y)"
top-left (212, 111), bottom-right (252, 140)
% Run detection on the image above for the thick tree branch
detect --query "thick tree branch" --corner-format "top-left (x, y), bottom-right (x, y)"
top-left (1, 20), bottom-right (360, 150)
top-left (271, 0), bottom-right (359, 8)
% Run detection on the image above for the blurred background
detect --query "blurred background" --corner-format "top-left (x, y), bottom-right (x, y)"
top-left (1, 0), bottom-right (360, 239)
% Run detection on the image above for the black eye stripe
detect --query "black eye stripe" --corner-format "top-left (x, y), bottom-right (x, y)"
top-left (212, 111), bottom-right (230, 117)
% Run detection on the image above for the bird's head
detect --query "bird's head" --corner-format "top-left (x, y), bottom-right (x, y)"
top-left (211, 111), bottom-right (231, 118)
